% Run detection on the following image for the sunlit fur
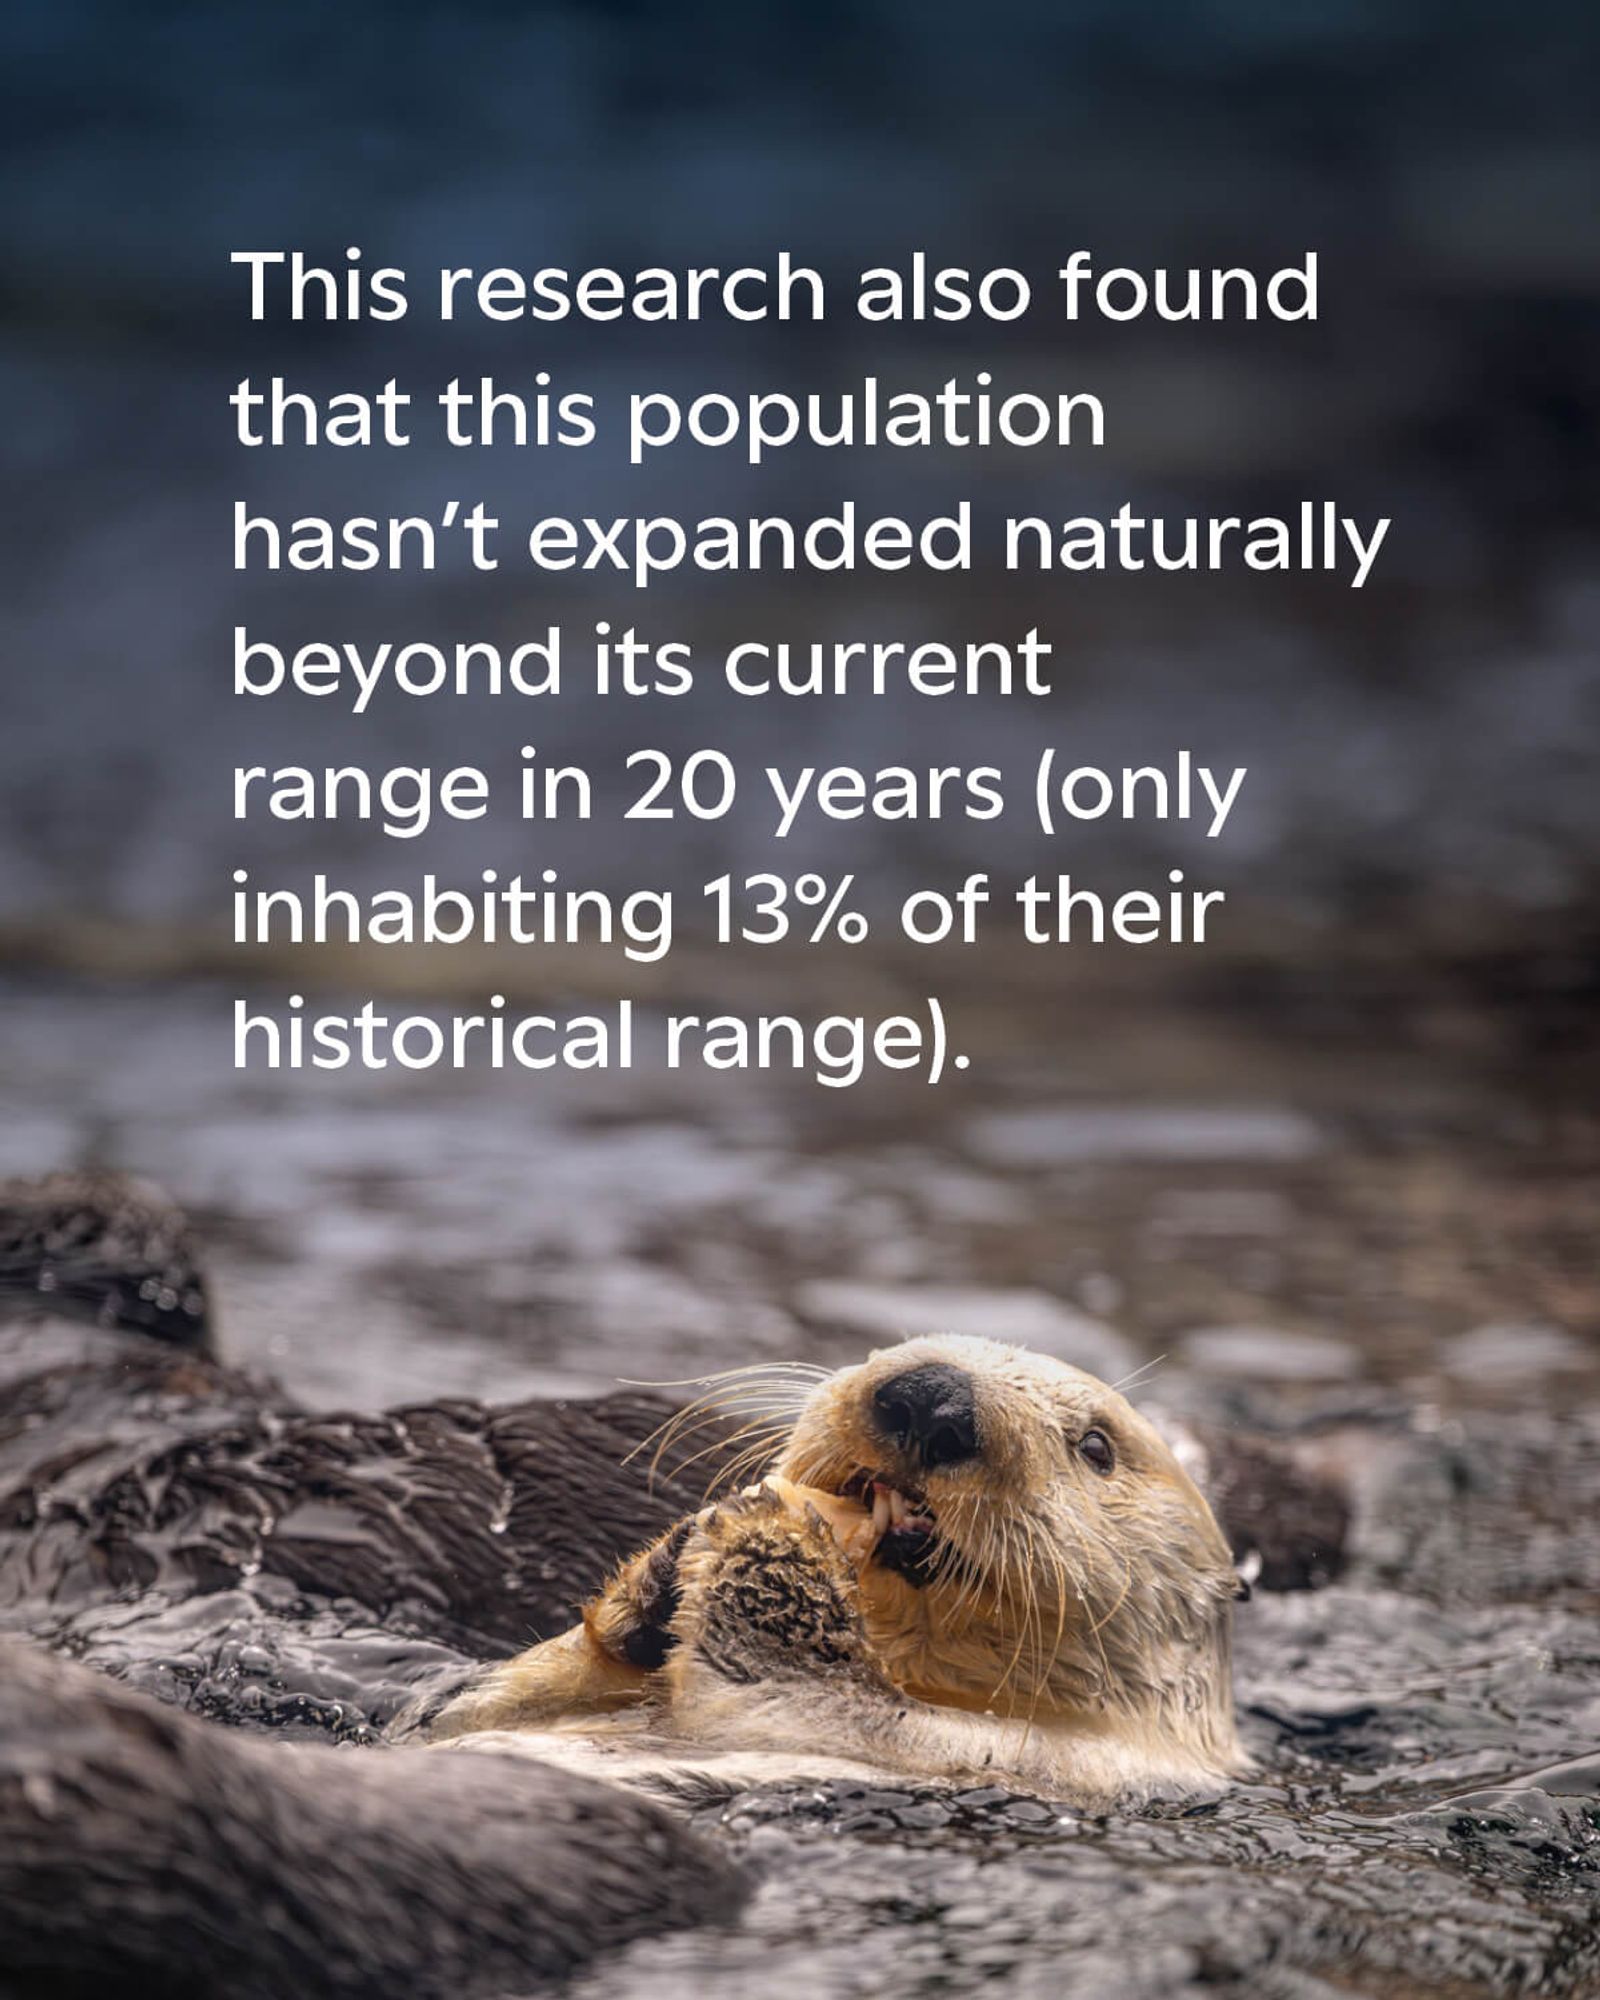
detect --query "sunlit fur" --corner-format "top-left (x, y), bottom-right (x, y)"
top-left (773, 1335), bottom-right (1243, 1777)
top-left (429, 1336), bottom-right (1246, 1801)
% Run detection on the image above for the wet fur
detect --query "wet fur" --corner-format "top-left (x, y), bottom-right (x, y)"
top-left (429, 1336), bottom-right (1248, 1802)
top-left (0, 1637), bottom-right (743, 2000)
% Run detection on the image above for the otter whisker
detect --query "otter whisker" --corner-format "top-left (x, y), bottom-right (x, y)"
top-left (1015, 1518), bottom-right (1043, 1726)
top-left (964, 1503), bottom-right (1004, 1625)
top-left (619, 1363), bottom-right (831, 1391)
top-left (1044, 1536), bottom-right (1070, 1678)
top-left (652, 1405), bottom-right (794, 1454)
top-left (773, 1444), bottom-right (853, 1495)
top-left (924, 1512), bottom-right (989, 1622)
top-left (632, 1412), bottom-right (756, 1488)
top-left (666, 1419), bottom-right (795, 1495)
top-left (625, 1396), bottom-right (764, 1465)
top-left (630, 1386), bottom-right (805, 1436)
top-left (701, 1430), bottom-right (796, 1499)
top-left (923, 1495), bottom-right (977, 1617)
top-left (1008, 1549), bottom-right (1042, 1717)
top-left (707, 1431), bottom-right (788, 1477)
top-left (629, 1389), bottom-right (810, 1485)
top-left (1085, 1554), bottom-right (1136, 1642)
top-left (635, 1403), bottom-right (799, 1490)
top-left (1000, 1516), bottom-right (1038, 1725)
top-left (1020, 1516), bottom-right (1070, 1730)
top-left (1107, 1355), bottom-right (1167, 1396)
top-left (948, 1502), bottom-right (997, 1625)
top-left (652, 1385), bottom-right (811, 1417)
top-left (991, 1519), bottom-right (1033, 1705)
top-left (1056, 1510), bottom-right (1115, 1700)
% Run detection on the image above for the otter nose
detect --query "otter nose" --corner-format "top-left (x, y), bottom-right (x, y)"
top-left (872, 1363), bottom-right (979, 1469)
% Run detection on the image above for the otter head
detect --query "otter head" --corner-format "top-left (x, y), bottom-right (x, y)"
top-left (771, 1334), bottom-right (1241, 1763)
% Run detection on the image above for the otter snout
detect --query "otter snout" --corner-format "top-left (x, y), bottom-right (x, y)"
top-left (871, 1362), bottom-right (979, 1470)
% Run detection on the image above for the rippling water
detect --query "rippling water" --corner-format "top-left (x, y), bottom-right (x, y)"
top-left (2, 970), bottom-right (1596, 1997)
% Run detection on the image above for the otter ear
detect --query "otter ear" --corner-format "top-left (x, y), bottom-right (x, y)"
top-left (1232, 1550), bottom-right (1260, 1601)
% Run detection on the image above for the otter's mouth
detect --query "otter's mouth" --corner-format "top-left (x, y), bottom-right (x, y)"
top-left (840, 1468), bottom-right (939, 1584)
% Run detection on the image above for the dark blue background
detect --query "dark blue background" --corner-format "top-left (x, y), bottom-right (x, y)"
top-left (2, 0), bottom-right (1596, 948)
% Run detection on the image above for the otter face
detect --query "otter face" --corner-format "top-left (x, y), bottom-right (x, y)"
top-left (770, 1334), bottom-right (1240, 1748)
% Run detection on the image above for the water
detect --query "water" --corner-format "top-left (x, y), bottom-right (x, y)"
top-left (1, 968), bottom-right (1596, 1997)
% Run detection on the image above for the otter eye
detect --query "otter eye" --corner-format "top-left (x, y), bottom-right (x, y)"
top-left (1078, 1428), bottom-right (1116, 1475)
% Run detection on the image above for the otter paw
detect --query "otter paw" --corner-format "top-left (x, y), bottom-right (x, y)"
top-left (733, 1475), bottom-right (880, 1566)
top-left (586, 1515), bottom-right (696, 1671)
top-left (668, 1483), bottom-right (888, 1691)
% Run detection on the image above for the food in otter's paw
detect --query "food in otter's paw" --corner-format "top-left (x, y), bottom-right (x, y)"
top-left (738, 1473), bottom-right (940, 1575)
top-left (737, 1475), bottom-right (880, 1564)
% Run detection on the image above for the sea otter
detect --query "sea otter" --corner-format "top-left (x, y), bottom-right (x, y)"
top-left (0, 1173), bottom-right (1355, 1996)
top-left (426, 1336), bottom-right (1249, 1802)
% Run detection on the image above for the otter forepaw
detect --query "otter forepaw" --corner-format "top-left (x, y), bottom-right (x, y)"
top-left (585, 1514), bottom-right (696, 1671)
top-left (732, 1474), bottom-right (881, 1565)
top-left (426, 1516), bottom-right (697, 1738)
top-left (666, 1481), bottom-right (890, 1694)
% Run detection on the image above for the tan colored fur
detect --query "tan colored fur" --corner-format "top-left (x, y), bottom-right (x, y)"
top-left (429, 1336), bottom-right (1247, 1803)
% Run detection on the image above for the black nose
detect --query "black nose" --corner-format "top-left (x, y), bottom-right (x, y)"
top-left (872, 1363), bottom-right (979, 1469)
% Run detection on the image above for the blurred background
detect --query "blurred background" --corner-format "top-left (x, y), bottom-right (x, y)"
top-left (0, 0), bottom-right (1596, 1415)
